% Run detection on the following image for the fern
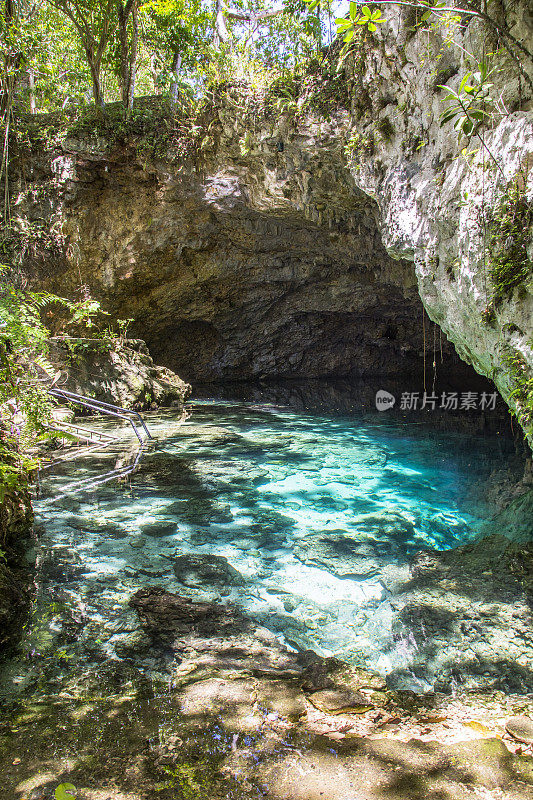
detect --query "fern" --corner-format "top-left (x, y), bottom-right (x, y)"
top-left (0, 263), bottom-right (106, 468)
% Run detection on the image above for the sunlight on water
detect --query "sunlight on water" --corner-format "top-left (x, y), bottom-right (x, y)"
top-left (6, 399), bottom-right (529, 695)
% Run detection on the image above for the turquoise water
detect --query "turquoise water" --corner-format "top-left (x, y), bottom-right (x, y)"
top-left (3, 399), bottom-right (530, 696)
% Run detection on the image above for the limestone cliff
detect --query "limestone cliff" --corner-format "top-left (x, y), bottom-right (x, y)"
top-left (10, 0), bottom-right (533, 442)
top-left (335, 1), bottom-right (533, 445)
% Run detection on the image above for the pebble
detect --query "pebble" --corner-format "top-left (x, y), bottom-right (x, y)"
top-left (505, 716), bottom-right (533, 743)
top-left (283, 599), bottom-right (298, 613)
top-left (129, 536), bottom-right (147, 549)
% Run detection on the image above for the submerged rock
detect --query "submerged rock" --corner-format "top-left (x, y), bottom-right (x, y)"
top-left (169, 553), bottom-right (245, 588)
top-left (140, 520), bottom-right (178, 538)
top-left (389, 535), bottom-right (533, 693)
top-left (129, 586), bottom-right (301, 674)
top-left (294, 532), bottom-right (382, 579)
top-left (506, 716), bottom-right (533, 744)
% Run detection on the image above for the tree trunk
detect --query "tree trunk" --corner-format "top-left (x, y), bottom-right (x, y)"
top-left (149, 53), bottom-right (159, 92)
top-left (87, 54), bottom-right (104, 109)
top-left (28, 68), bottom-right (35, 114)
top-left (126, 4), bottom-right (138, 111)
top-left (170, 51), bottom-right (181, 106)
top-left (117, 2), bottom-right (129, 108)
top-left (214, 0), bottom-right (229, 45)
top-left (117, 0), bottom-right (139, 113)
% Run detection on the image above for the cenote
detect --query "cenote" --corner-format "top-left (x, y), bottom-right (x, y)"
top-left (3, 395), bottom-right (532, 705)
top-left (2, 2), bottom-right (533, 792)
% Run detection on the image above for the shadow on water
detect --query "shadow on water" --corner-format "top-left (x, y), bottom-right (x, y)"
top-left (5, 397), bottom-right (533, 714)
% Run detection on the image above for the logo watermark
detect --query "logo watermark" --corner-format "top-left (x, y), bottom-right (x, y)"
top-left (375, 390), bottom-right (499, 412)
top-left (375, 390), bottom-right (396, 411)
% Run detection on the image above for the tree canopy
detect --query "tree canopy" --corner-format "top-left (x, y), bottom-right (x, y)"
top-left (0, 0), bottom-right (335, 116)
top-left (0, 0), bottom-right (530, 119)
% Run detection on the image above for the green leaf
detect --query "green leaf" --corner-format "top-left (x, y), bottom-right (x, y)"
top-left (344, 29), bottom-right (355, 41)
top-left (361, 5), bottom-right (371, 16)
top-left (439, 108), bottom-right (459, 125)
top-left (55, 785), bottom-right (77, 800)
top-left (458, 72), bottom-right (472, 93)
top-left (454, 116), bottom-right (473, 136)
top-left (367, 21), bottom-right (376, 30)
top-left (420, 9), bottom-right (432, 21)
top-left (469, 109), bottom-right (489, 120)
top-left (349, 1), bottom-right (358, 20)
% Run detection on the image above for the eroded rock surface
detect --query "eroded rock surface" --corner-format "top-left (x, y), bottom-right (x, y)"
top-left (130, 586), bottom-right (301, 674)
top-left (387, 536), bottom-right (533, 694)
top-left (49, 336), bottom-right (191, 410)
top-left (15, 101), bottom-right (503, 405)
top-left (123, 587), bottom-right (533, 800)
top-left (13, 1), bottom-right (533, 438)
top-left (168, 553), bottom-right (246, 589)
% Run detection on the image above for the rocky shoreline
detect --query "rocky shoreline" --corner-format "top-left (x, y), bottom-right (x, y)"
top-left (2, 584), bottom-right (533, 799)
top-left (0, 480), bottom-right (34, 656)
top-left (49, 337), bottom-right (191, 411)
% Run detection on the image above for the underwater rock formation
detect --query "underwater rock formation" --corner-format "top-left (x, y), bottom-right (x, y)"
top-left (130, 586), bottom-right (301, 673)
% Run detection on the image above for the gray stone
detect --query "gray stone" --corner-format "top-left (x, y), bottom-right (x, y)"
top-left (140, 521), bottom-right (178, 538)
top-left (169, 554), bottom-right (245, 588)
top-left (49, 338), bottom-right (191, 411)
top-left (308, 688), bottom-right (374, 714)
top-left (129, 536), bottom-right (147, 549)
top-left (506, 716), bottom-right (533, 744)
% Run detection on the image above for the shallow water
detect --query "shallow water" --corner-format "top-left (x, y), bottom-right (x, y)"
top-left (2, 400), bottom-right (531, 697)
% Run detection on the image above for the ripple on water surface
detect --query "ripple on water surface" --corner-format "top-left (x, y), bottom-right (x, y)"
top-left (11, 400), bottom-right (533, 696)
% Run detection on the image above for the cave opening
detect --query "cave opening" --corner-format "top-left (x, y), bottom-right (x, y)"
top-left (27, 155), bottom-right (510, 424)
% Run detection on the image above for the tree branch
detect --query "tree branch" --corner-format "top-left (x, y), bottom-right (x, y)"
top-left (344, 0), bottom-right (532, 63)
top-left (225, 8), bottom-right (284, 23)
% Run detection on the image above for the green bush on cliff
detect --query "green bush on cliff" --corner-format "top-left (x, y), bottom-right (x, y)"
top-left (488, 184), bottom-right (533, 306)
top-left (0, 264), bottom-right (106, 484)
top-left (501, 345), bottom-right (533, 439)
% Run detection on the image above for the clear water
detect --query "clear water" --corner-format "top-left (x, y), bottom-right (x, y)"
top-left (2, 399), bottom-right (529, 697)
